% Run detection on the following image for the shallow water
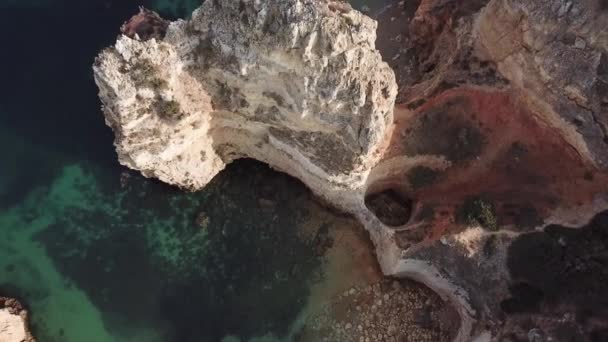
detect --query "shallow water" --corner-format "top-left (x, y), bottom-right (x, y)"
top-left (0, 1), bottom-right (407, 341)
top-left (1, 157), bottom-right (343, 341)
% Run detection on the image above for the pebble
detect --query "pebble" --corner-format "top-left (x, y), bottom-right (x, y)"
top-left (574, 37), bottom-right (586, 49)
top-left (301, 280), bottom-right (450, 341)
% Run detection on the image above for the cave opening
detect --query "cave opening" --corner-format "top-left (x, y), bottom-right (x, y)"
top-left (364, 188), bottom-right (413, 227)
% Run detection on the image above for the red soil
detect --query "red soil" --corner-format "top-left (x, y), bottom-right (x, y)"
top-left (377, 88), bottom-right (608, 242)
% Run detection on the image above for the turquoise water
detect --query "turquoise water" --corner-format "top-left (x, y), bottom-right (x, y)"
top-left (1, 155), bottom-right (327, 341)
top-left (0, 106), bottom-right (332, 340)
top-left (0, 0), bottom-right (391, 341)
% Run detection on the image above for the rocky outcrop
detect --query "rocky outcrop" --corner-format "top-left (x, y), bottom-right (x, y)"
top-left (371, 0), bottom-right (608, 340)
top-left (0, 296), bottom-right (34, 342)
top-left (94, 0), bottom-right (608, 341)
top-left (94, 1), bottom-right (395, 192)
top-left (477, 0), bottom-right (608, 168)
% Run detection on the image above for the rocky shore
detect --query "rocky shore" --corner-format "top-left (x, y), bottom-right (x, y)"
top-left (94, 0), bottom-right (608, 340)
top-left (298, 279), bottom-right (458, 342)
top-left (0, 296), bottom-right (35, 342)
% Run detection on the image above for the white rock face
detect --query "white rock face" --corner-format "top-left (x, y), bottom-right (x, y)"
top-left (0, 309), bottom-right (26, 342)
top-left (94, 0), bottom-right (396, 192)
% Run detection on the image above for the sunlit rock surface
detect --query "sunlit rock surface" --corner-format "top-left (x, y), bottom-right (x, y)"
top-left (0, 297), bottom-right (34, 342)
top-left (95, 0), bottom-right (608, 341)
top-left (94, 1), bottom-right (396, 192)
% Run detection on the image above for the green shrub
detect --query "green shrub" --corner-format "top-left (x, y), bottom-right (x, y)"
top-left (133, 59), bottom-right (169, 91)
top-left (458, 197), bottom-right (498, 231)
top-left (156, 99), bottom-right (183, 121)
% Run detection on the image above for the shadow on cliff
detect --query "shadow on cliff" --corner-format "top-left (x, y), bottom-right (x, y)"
top-left (503, 211), bottom-right (608, 341)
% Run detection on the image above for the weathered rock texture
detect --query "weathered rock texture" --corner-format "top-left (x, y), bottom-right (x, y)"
top-left (0, 297), bottom-right (34, 342)
top-left (94, 2), bottom-right (395, 191)
top-left (94, 0), bottom-right (608, 341)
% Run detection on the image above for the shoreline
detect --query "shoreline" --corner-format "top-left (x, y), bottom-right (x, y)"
top-left (0, 295), bottom-right (35, 342)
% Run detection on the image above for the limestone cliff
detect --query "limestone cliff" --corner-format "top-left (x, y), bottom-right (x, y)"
top-left (0, 296), bottom-right (34, 342)
top-left (94, 2), bottom-right (396, 192)
top-left (95, 0), bottom-right (608, 341)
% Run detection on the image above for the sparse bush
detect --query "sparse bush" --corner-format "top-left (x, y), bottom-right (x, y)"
top-left (156, 99), bottom-right (184, 121)
top-left (149, 77), bottom-right (168, 90)
top-left (132, 59), bottom-right (169, 91)
top-left (458, 197), bottom-right (498, 231)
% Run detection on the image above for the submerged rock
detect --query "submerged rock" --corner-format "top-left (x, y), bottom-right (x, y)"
top-left (94, 0), bottom-right (608, 341)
